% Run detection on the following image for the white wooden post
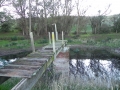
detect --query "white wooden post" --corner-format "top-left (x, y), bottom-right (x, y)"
top-left (48, 32), bottom-right (51, 44)
top-left (30, 32), bottom-right (35, 53)
top-left (55, 24), bottom-right (58, 40)
top-left (52, 32), bottom-right (56, 54)
top-left (29, 0), bottom-right (35, 53)
top-left (62, 31), bottom-right (64, 44)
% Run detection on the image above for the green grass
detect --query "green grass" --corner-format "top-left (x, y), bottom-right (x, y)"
top-left (0, 32), bottom-right (49, 49)
top-left (0, 32), bottom-right (21, 37)
top-left (67, 33), bottom-right (120, 48)
top-left (0, 39), bottom-right (49, 50)
top-left (0, 78), bottom-right (21, 90)
top-left (0, 40), bottom-right (30, 49)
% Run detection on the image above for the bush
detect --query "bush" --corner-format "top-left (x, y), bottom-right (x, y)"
top-left (0, 22), bottom-right (11, 32)
top-left (67, 39), bottom-right (72, 43)
top-left (0, 36), bottom-right (24, 41)
top-left (11, 36), bottom-right (18, 41)
top-left (37, 39), bottom-right (48, 44)
top-left (99, 24), bottom-right (111, 34)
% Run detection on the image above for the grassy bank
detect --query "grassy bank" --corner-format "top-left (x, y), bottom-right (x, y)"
top-left (0, 78), bottom-right (21, 90)
top-left (0, 32), bottom-right (120, 49)
top-left (67, 33), bottom-right (120, 48)
top-left (0, 32), bottom-right (48, 50)
top-left (0, 32), bottom-right (120, 90)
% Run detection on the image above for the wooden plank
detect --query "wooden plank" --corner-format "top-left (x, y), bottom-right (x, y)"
top-left (0, 41), bottom-right (67, 89)
top-left (29, 52), bottom-right (53, 57)
top-left (12, 60), bottom-right (44, 66)
top-left (11, 55), bottom-right (54, 90)
top-left (0, 69), bottom-right (34, 78)
top-left (15, 59), bottom-right (47, 63)
top-left (20, 57), bottom-right (49, 61)
top-left (27, 54), bottom-right (52, 58)
top-left (2, 65), bottom-right (40, 70)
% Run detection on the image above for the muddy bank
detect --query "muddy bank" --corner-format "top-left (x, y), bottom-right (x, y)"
top-left (0, 47), bottom-right (43, 59)
top-left (0, 49), bottom-right (31, 56)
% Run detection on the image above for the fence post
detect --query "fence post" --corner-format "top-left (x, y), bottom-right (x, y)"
top-left (62, 31), bottom-right (64, 44)
top-left (52, 32), bottom-right (56, 55)
top-left (55, 24), bottom-right (58, 41)
top-left (48, 32), bottom-right (51, 44)
top-left (30, 32), bottom-right (35, 53)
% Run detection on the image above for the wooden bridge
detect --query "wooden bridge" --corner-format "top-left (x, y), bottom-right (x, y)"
top-left (0, 32), bottom-right (67, 90)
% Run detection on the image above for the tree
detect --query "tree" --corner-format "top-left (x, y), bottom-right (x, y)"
top-left (0, 12), bottom-right (12, 32)
top-left (0, 21), bottom-right (11, 32)
top-left (0, 0), bottom-right (9, 7)
top-left (90, 10), bottom-right (106, 34)
top-left (75, 0), bottom-right (88, 35)
top-left (12, 0), bottom-right (28, 35)
top-left (90, 5), bottom-right (111, 34)
top-left (90, 15), bottom-right (104, 34)
top-left (59, 0), bottom-right (73, 35)
top-left (113, 14), bottom-right (120, 33)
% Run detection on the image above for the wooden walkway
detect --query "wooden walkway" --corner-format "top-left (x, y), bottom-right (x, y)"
top-left (0, 40), bottom-right (67, 90)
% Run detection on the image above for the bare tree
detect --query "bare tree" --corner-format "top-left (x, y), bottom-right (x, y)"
top-left (12, 0), bottom-right (28, 35)
top-left (90, 5), bottom-right (111, 34)
top-left (0, 0), bottom-right (10, 7)
top-left (60, 0), bottom-right (73, 35)
top-left (75, 0), bottom-right (88, 35)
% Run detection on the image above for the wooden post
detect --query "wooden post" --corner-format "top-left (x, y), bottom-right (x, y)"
top-left (29, 0), bottom-right (31, 33)
top-left (29, 0), bottom-right (35, 53)
top-left (48, 32), bottom-right (51, 44)
top-left (55, 24), bottom-right (58, 40)
top-left (30, 32), bottom-right (35, 53)
top-left (52, 32), bottom-right (56, 54)
top-left (62, 31), bottom-right (64, 44)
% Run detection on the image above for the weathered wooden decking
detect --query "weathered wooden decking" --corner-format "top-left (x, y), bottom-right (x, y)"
top-left (0, 40), bottom-right (67, 90)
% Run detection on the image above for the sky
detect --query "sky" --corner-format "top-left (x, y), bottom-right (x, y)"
top-left (0, 0), bottom-right (120, 17)
top-left (84, 0), bottom-right (120, 16)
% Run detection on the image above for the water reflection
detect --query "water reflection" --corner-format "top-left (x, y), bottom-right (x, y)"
top-left (69, 59), bottom-right (120, 88)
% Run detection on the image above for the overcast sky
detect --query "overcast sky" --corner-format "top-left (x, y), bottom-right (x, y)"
top-left (84, 0), bottom-right (120, 16)
top-left (0, 0), bottom-right (120, 17)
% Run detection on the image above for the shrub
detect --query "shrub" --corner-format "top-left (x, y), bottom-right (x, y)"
top-left (67, 39), bottom-right (72, 43)
top-left (0, 22), bottom-right (11, 32)
top-left (99, 24), bottom-right (111, 34)
top-left (11, 36), bottom-right (18, 41)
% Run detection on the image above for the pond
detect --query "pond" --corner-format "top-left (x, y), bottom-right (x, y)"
top-left (69, 47), bottom-right (120, 90)
top-left (0, 51), bottom-right (31, 68)
top-left (31, 47), bottom-right (120, 90)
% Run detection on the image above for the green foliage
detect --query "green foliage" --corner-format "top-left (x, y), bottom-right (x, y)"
top-left (0, 40), bottom-right (30, 49)
top-left (0, 22), bottom-right (11, 32)
top-left (100, 24), bottom-right (112, 34)
top-left (113, 17), bottom-right (120, 33)
top-left (0, 11), bottom-right (13, 33)
top-left (0, 78), bottom-right (20, 90)
top-left (37, 39), bottom-right (48, 44)
top-left (10, 36), bottom-right (24, 41)
top-left (67, 39), bottom-right (73, 43)
top-left (0, 36), bottom-right (25, 41)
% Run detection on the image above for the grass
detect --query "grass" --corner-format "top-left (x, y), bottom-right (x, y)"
top-left (0, 36), bottom-right (48, 49)
top-left (32, 70), bottom-right (119, 90)
top-left (0, 78), bottom-right (21, 90)
top-left (0, 31), bottom-right (120, 90)
top-left (0, 32), bottom-right (21, 37)
top-left (67, 33), bottom-right (120, 48)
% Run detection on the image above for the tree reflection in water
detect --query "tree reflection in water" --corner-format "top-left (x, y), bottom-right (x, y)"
top-left (69, 59), bottom-right (120, 88)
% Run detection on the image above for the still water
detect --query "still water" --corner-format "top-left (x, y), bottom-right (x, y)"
top-left (69, 58), bottom-right (120, 89)
top-left (0, 51), bottom-right (31, 68)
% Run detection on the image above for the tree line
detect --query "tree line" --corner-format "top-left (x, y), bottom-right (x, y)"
top-left (0, 0), bottom-right (120, 37)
